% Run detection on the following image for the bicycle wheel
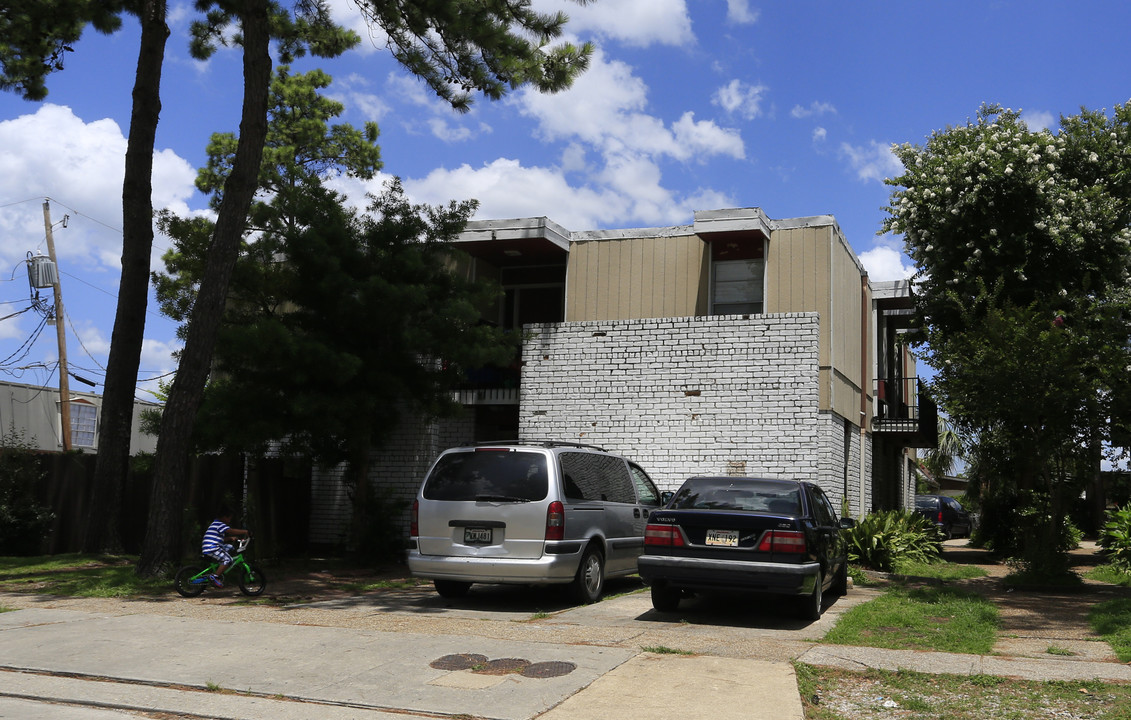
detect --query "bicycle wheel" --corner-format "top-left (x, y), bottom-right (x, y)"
top-left (174, 565), bottom-right (208, 597)
top-left (237, 564), bottom-right (267, 596)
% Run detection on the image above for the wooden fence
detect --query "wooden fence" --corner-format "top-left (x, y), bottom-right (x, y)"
top-left (28, 452), bottom-right (313, 559)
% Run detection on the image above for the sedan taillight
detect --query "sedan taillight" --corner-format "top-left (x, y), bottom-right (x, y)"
top-left (757, 530), bottom-right (806, 553)
top-left (644, 523), bottom-right (685, 547)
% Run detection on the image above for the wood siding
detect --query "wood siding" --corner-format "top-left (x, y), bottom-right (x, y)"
top-left (565, 234), bottom-right (708, 321)
top-left (765, 225), bottom-right (868, 426)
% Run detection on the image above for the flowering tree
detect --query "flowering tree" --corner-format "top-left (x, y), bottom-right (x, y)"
top-left (882, 104), bottom-right (1131, 572)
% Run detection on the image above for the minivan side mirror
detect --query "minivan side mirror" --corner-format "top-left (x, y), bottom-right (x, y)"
top-left (839, 517), bottom-right (856, 529)
top-left (660, 490), bottom-right (675, 506)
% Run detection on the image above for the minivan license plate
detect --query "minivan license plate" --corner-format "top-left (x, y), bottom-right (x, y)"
top-left (705, 529), bottom-right (739, 546)
top-left (464, 527), bottom-right (492, 544)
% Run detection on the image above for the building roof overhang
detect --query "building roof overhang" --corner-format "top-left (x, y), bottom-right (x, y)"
top-left (455, 217), bottom-right (571, 266)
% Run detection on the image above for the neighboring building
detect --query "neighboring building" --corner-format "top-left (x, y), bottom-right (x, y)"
top-left (310, 208), bottom-right (936, 546)
top-left (0, 380), bottom-right (158, 454)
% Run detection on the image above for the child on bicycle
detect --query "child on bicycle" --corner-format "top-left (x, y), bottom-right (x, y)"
top-left (202, 506), bottom-right (249, 588)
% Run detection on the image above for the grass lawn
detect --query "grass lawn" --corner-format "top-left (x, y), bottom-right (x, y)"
top-left (0, 554), bottom-right (169, 597)
top-left (890, 559), bottom-right (988, 581)
top-left (823, 585), bottom-right (998, 654)
top-left (1086, 563), bottom-right (1131, 587)
top-left (1089, 597), bottom-right (1131, 662)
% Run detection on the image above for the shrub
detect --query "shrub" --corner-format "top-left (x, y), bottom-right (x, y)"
top-left (352, 487), bottom-right (410, 565)
top-left (1099, 505), bottom-right (1131, 572)
top-left (845, 509), bottom-right (940, 572)
top-left (0, 430), bottom-right (54, 556)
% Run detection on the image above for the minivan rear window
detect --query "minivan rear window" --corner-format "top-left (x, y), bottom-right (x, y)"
top-left (422, 450), bottom-right (549, 502)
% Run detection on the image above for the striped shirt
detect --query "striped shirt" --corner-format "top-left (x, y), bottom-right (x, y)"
top-left (201, 520), bottom-right (230, 554)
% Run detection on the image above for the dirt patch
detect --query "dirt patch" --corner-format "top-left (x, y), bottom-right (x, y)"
top-left (937, 541), bottom-right (1131, 656)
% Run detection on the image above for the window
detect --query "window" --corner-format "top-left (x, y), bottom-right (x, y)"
top-left (709, 235), bottom-right (764, 315)
top-left (629, 464), bottom-right (661, 506)
top-left (422, 450), bottom-right (549, 501)
top-left (69, 402), bottom-right (97, 447)
top-left (810, 486), bottom-right (838, 526)
top-left (712, 260), bottom-right (764, 314)
top-left (559, 452), bottom-right (635, 504)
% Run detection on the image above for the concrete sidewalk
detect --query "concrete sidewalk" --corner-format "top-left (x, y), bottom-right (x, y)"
top-left (2, 602), bottom-right (1129, 719)
top-left (0, 608), bottom-right (804, 720)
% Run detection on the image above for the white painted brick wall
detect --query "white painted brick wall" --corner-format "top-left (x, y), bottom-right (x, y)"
top-left (310, 313), bottom-right (881, 544)
top-left (308, 410), bottom-right (474, 548)
top-left (518, 314), bottom-right (863, 498)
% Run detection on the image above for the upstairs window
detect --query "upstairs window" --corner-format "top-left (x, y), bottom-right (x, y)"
top-left (68, 400), bottom-right (97, 448)
top-left (710, 235), bottom-right (764, 315)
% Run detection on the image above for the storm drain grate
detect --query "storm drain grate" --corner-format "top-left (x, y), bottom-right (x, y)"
top-left (476, 658), bottom-right (530, 675)
top-left (430, 653), bottom-right (488, 671)
top-left (521, 661), bottom-right (577, 679)
top-left (429, 654), bottom-right (577, 679)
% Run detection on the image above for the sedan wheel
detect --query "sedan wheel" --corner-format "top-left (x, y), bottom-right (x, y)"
top-left (650, 583), bottom-right (681, 612)
top-left (801, 571), bottom-right (823, 621)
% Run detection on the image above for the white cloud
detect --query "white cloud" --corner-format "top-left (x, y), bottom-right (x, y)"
top-left (531, 0), bottom-right (694, 47)
top-left (840, 140), bottom-right (904, 183)
top-left (791, 101), bottom-right (836, 119)
top-left (0, 105), bottom-right (195, 274)
top-left (813, 127), bottom-right (828, 143)
top-left (726, 0), bottom-right (760, 25)
top-left (403, 158), bottom-right (627, 229)
top-left (332, 74), bottom-right (392, 122)
top-left (1021, 109), bottom-right (1057, 131)
top-left (712, 79), bottom-right (768, 120)
top-left (860, 239), bottom-right (915, 281)
top-left (382, 73), bottom-right (487, 143)
top-left (518, 49), bottom-right (745, 163)
top-left (0, 104), bottom-right (195, 380)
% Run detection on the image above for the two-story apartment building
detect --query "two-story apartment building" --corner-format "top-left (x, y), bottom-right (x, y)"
top-left (0, 380), bottom-right (158, 454)
top-left (308, 208), bottom-right (934, 545)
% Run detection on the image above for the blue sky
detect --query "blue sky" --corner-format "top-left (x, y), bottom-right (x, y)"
top-left (1, 0), bottom-right (1130, 401)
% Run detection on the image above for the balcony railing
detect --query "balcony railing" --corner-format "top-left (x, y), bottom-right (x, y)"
top-left (873, 377), bottom-right (937, 448)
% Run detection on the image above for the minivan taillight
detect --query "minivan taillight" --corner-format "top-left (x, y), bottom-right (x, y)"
top-left (410, 499), bottom-right (419, 537)
top-left (644, 523), bottom-right (685, 547)
top-left (757, 530), bottom-right (806, 553)
top-left (546, 501), bottom-right (565, 541)
top-left (937, 510), bottom-right (944, 523)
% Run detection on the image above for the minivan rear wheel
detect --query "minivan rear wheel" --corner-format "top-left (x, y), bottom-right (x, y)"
top-left (434, 580), bottom-right (472, 598)
top-left (570, 545), bottom-right (605, 604)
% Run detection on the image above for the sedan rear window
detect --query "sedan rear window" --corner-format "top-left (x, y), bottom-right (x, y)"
top-left (669, 478), bottom-right (800, 514)
top-left (422, 450), bottom-right (549, 502)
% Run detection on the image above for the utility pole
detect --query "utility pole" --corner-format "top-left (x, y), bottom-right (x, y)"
top-left (43, 199), bottom-right (71, 451)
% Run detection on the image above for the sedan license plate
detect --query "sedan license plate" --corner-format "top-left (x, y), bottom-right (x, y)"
top-left (464, 527), bottom-right (492, 545)
top-left (705, 529), bottom-right (739, 547)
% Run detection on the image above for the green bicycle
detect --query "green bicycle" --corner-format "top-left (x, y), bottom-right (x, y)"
top-left (174, 537), bottom-right (267, 597)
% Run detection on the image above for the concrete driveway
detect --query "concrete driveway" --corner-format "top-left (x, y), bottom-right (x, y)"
top-left (0, 580), bottom-right (876, 719)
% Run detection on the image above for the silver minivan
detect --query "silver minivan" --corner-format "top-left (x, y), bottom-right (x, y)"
top-left (408, 442), bottom-right (662, 603)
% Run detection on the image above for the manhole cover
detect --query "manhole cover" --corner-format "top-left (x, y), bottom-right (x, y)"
top-left (521, 661), bottom-right (577, 679)
top-left (475, 658), bottom-right (531, 675)
top-left (430, 653), bottom-right (488, 671)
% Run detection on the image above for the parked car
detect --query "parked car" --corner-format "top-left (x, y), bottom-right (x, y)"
top-left (637, 476), bottom-right (854, 620)
top-left (407, 441), bottom-right (663, 603)
top-left (913, 494), bottom-right (973, 539)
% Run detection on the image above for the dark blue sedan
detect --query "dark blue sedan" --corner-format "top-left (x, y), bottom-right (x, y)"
top-left (638, 476), bottom-right (855, 620)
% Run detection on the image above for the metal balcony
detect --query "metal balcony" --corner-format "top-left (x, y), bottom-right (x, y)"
top-left (873, 377), bottom-right (937, 448)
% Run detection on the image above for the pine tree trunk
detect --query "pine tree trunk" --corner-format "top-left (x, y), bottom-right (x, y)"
top-left (84, 0), bottom-right (168, 554)
top-left (136, 0), bottom-right (272, 576)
